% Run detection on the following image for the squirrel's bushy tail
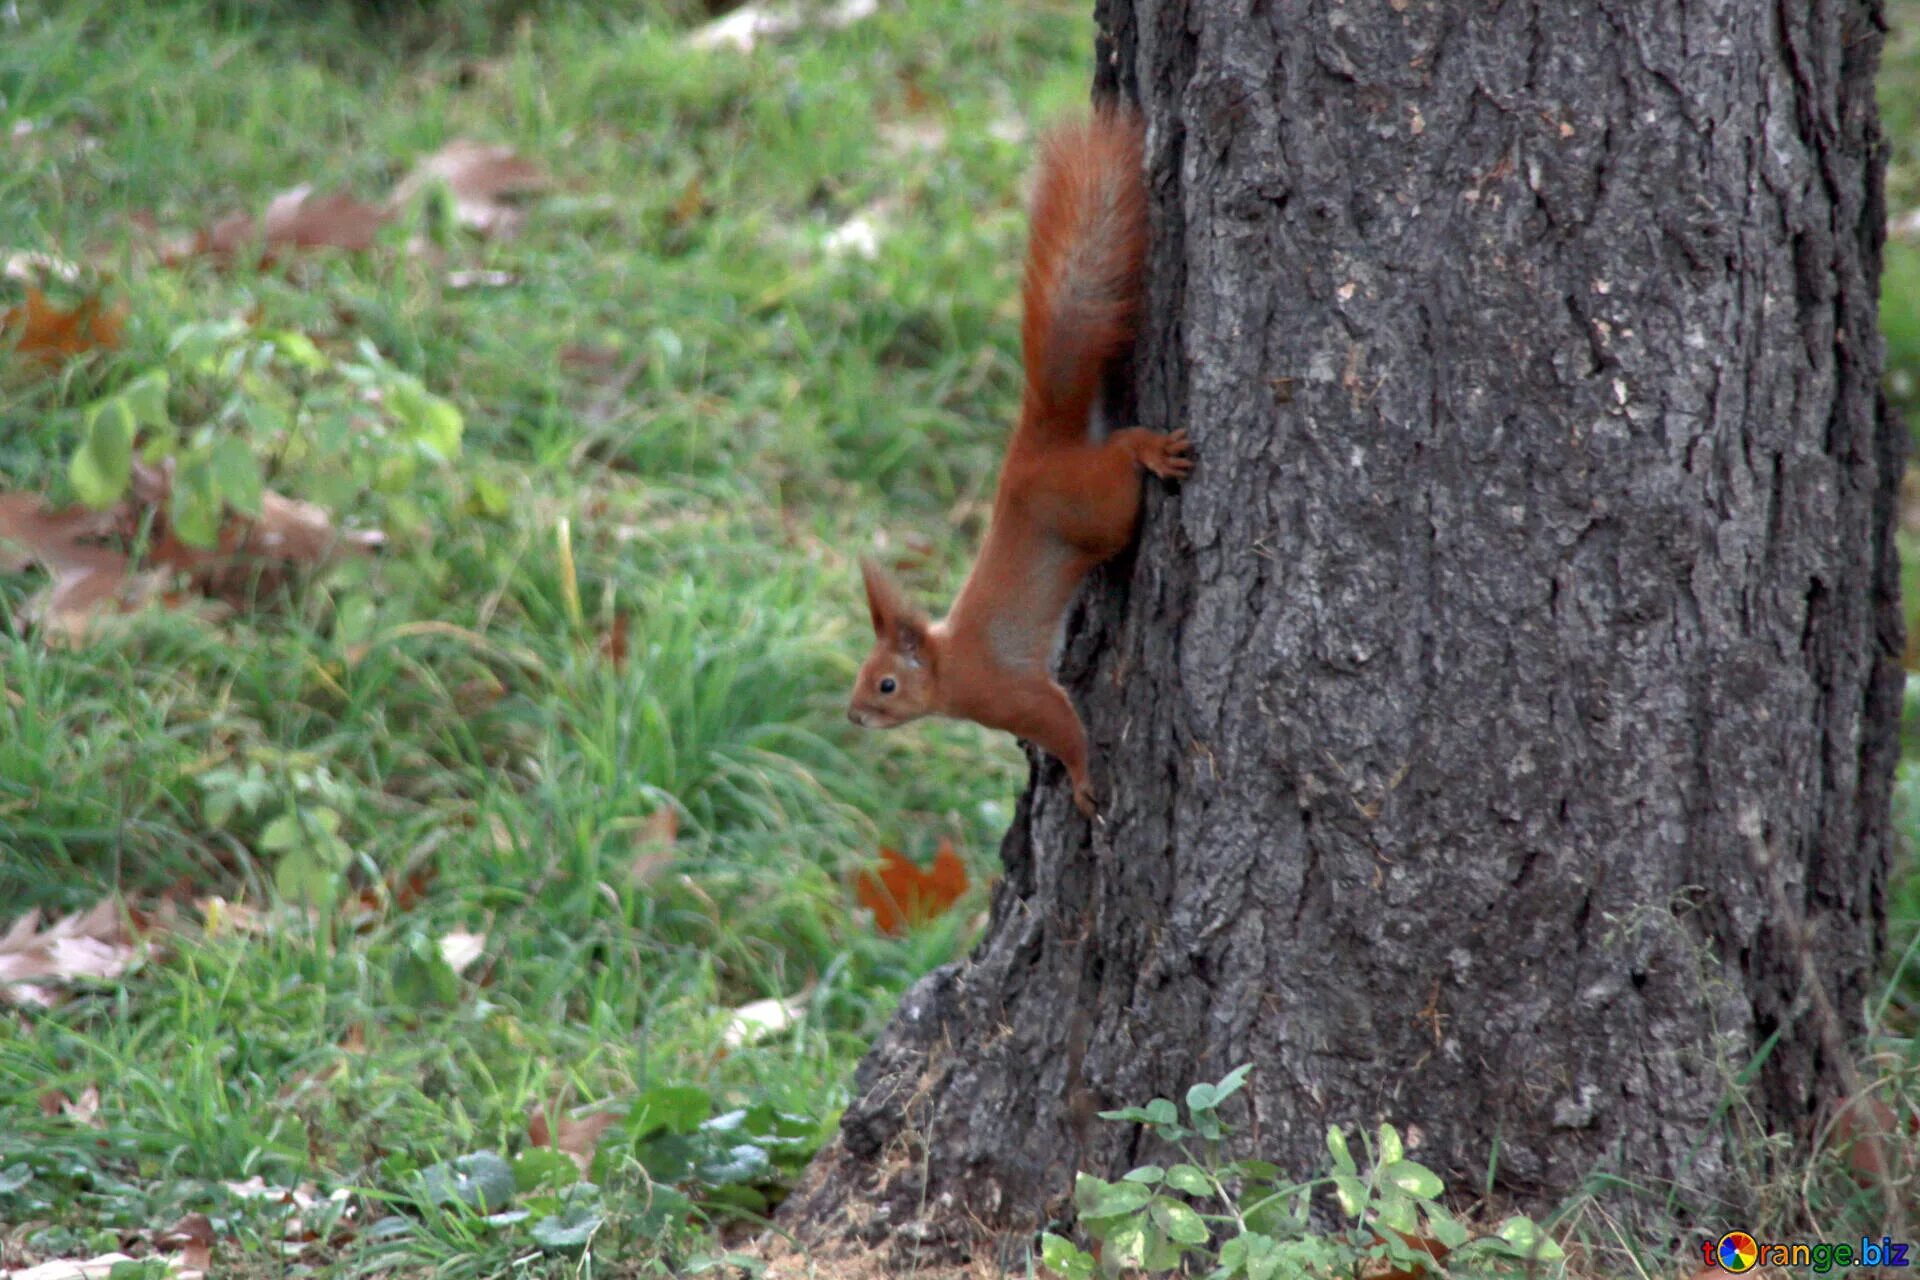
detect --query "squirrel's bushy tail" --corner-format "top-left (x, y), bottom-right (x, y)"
top-left (1019, 106), bottom-right (1147, 444)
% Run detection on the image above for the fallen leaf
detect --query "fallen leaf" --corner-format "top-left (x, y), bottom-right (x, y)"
top-left (218, 1178), bottom-right (352, 1248)
top-left (687, 0), bottom-right (876, 52)
top-left (390, 866), bottom-right (437, 912)
top-left (453, 675), bottom-right (506, 714)
top-left (390, 139), bottom-right (548, 239)
top-left (62, 1084), bottom-right (103, 1128)
top-left (0, 493), bottom-right (153, 642)
top-left (2, 474), bottom-right (379, 643)
top-left (196, 895), bottom-right (271, 937)
top-left (854, 839), bottom-right (968, 936)
top-left (350, 863), bottom-right (439, 921)
top-left (1361, 1229), bottom-right (1451, 1280)
top-left (1826, 1093), bottom-right (1917, 1190)
top-left (598, 608), bottom-right (629, 672)
top-left (223, 488), bottom-right (385, 562)
top-left (223, 1176), bottom-right (321, 1208)
top-left (722, 991), bottom-right (807, 1049)
top-left (2, 288), bottom-right (124, 364)
top-left (158, 1212), bottom-right (215, 1276)
top-left (438, 930), bottom-right (486, 975)
top-left (190, 185), bottom-right (392, 265)
top-left (877, 119), bottom-right (949, 155)
top-left (559, 343), bottom-right (625, 371)
top-left (0, 493), bottom-right (121, 572)
top-left (628, 806), bottom-right (679, 883)
top-left (0, 899), bottom-right (141, 1007)
top-left (3, 250), bottom-right (81, 284)
top-left (667, 174), bottom-right (708, 229)
top-left (528, 1101), bottom-right (621, 1173)
top-left (149, 478), bottom-right (385, 605)
top-left (445, 268), bottom-right (519, 289)
top-left (822, 211), bottom-right (885, 260)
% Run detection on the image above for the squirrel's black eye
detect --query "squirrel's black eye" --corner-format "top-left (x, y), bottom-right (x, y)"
top-left (878, 677), bottom-right (898, 695)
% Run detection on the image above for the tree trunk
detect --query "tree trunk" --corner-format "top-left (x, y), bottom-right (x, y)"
top-left (781, 0), bottom-right (1901, 1265)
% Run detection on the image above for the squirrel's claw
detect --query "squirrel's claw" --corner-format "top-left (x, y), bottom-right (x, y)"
top-left (1143, 429), bottom-right (1193, 479)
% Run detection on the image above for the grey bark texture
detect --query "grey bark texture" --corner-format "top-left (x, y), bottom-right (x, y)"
top-left (780, 0), bottom-right (1902, 1264)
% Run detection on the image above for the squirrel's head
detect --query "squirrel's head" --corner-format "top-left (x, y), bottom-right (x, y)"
top-left (849, 558), bottom-right (938, 729)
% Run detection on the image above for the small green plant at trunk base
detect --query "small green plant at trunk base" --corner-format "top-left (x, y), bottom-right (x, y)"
top-left (1037, 1065), bottom-right (1563, 1278)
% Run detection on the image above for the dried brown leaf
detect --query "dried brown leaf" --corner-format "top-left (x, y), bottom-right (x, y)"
top-left (391, 139), bottom-right (548, 239)
top-left (190, 185), bottom-right (392, 265)
top-left (667, 175), bottom-right (708, 229)
top-left (160, 1210), bottom-right (215, 1274)
top-left (62, 1083), bottom-right (103, 1128)
top-left (628, 806), bottom-right (679, 883)
top-left (223, 1176), bottom-right (322, 1209)
top-left (598, 609), bottom-right (629, 671)
top-left (219, 1177), bottom-right (350, 1248)
top-left (6, 460), bottom-right (379, 642)
top-left (528, 1100), bottom-right (622, 1173)
top-left (0, 899), bottom-right (141, 1007)
top-left (559, 343), bottom-right (624, 372)
top-left (196, 895), bottom-right (271, 937)
top-left (150, 484), bottom-right (384, 605)
top-left (0, 490), bottom-right (162, 642)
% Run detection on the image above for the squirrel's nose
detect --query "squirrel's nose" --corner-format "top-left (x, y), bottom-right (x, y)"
top-left (847, 707), bottom-right (862, 725)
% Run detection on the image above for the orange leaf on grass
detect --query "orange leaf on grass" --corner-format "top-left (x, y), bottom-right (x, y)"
top-left (2, 288), bottom-right (124, 363)
top-left (855, 839), bottom-right (968, 936)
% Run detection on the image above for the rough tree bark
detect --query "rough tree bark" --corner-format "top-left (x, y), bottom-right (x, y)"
top-left (782, 0), bottom-right (1901, 1264)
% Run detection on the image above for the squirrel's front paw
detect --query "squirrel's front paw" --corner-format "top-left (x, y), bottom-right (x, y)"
top-left (1073, 780), bottom-right (1099, 819)
top-left (1144, 429), bottom-right (1193, 479)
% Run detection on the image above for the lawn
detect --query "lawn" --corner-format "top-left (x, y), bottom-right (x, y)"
top-left (2, 0), bottom-right (1919, 1276)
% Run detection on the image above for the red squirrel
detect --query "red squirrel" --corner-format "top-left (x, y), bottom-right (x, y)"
top-left (847, 107), bottom-right (1190, 817)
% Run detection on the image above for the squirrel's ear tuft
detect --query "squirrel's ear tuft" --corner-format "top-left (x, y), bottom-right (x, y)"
top-left (861, 558), bottom-right (905, 638)
top-left (860, 557), bottom-right (930, 650)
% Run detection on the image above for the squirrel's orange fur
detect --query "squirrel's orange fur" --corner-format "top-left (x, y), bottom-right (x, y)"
top-left (848, 107), bottom-right (1190, 817)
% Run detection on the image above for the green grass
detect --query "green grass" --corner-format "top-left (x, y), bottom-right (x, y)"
top-left (0, 0), bottom-right (1058, 1272)
top-left (0, 0), bottom-right (1918, 1275)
